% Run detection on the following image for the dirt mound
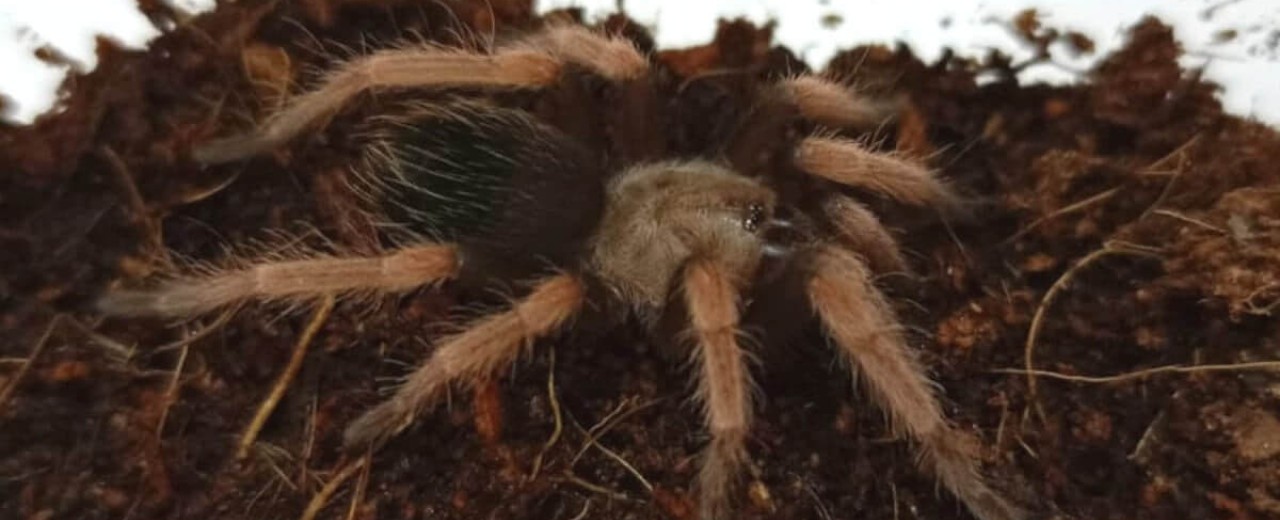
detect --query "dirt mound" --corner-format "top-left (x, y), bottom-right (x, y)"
top-left (2, 2), bottom-right (1277, 519)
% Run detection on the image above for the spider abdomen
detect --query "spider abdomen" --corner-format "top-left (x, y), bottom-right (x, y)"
top-left (361, 100), bottom-right (606, 283)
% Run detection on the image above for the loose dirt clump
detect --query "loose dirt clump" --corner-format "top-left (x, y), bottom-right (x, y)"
top-left (2, 3), bottom-right (1278, 520)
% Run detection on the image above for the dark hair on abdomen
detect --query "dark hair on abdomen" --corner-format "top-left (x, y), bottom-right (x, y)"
top-left (362, 100), bottom-right (606, 284)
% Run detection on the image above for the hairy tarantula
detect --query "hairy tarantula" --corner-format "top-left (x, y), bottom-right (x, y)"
top-left (99, 24), bottom-right (1024, 520)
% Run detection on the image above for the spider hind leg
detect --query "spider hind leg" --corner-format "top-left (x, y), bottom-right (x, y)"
top-left (194, 25), bottom-right (650, 164)
top-left (97, 244), bottom-right (459, 319)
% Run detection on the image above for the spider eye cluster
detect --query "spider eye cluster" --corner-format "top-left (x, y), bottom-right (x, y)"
top-left (743, 203), bottom-right (767, 232)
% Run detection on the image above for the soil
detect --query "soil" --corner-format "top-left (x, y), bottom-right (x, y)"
top-left (2, 1), bottom-right (1278, 519)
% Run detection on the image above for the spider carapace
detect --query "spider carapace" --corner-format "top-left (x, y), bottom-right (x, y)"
top-left (99, 24), bottom-right (1026, 520)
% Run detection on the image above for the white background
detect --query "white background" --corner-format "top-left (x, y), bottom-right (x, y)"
top-left (1, 0), bottom-right (1277, 126)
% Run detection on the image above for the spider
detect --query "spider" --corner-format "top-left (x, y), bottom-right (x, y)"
top-left (99, 23), bottom-right (1024, 520)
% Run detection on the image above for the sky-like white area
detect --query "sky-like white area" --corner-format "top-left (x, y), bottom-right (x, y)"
top-left (1, 0), bottom-right (1277, 125)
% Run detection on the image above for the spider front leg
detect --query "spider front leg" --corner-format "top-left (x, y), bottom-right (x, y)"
top-left (822, 194), bottom-right (908, 275)
top-left (343, 273), bottom-right (586, 449)
top-left (795, 135), bottom-right (958, 208)
top-left (806, 246), bottom-right (1023, 520)
top-left (681, 258), bottom-right (755, 520)
top-left (723, 75), bottom-right (956, 211)
top-left (98, 243), bottom-right (459, 318)
top-left (779, 76), bottom-right (896, 130)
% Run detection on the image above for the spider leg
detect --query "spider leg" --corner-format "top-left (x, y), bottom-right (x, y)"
top-left (822, 194), bottom-right (907, 275)
top-left (806, 246), bottom-right (1023, 520)
top-left (794, 135), bottom-right (956, 207)
top-left (196, 26), bottom-right (648, 164)
top-left (518, 24), bottom-right (647, 82)
top-left (721, 74), bottom-right (952, 209)
top-left (779, 75), bottom-right (895, 130)
top-left (98, 244), bottom-right (458, 318)
top-left (343, 273), bottom-right (585, 449)
top-left (195, 48), bottom-right (562, 164)
top-left (682, 258), bottom-right (755, 520)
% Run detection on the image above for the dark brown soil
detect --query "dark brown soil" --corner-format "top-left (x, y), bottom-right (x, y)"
top-left (2, 2), bottom-right (1278, 519)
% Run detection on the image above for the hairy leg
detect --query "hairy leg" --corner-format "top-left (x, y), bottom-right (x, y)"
top-left (196, 26), bottom-right (649, 164)
top-left (343, 273), bottom-right (585, 449)
top-left (195, 48), bottom-right (562, 163)
top-left (806, 246), bottom-right (1023, 520)
top-left (779, 76), bottom-right (895, 129)
top-left (682, 258), bottom-right (754, 520)
top-left (821, 194), bottom-right (907, 275)
top-left (98, 244), bottom-right (458, 318)
top-left (725, 75), bottom-right (891, 175)
top-left (517, 24), bottom-right (647, 81)
top-left (794, 136), bottom-right (957, 207)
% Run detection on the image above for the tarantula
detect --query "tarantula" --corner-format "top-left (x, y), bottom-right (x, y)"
top-left (99, 24), bottom-right (1023, 520)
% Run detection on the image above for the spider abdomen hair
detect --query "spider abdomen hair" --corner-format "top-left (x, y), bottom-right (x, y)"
top-left (360, 100), bottom-right (605, 284)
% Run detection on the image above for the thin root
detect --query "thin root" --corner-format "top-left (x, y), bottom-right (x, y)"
top-left (154, 305), bottom-right (242, 353)
top-left (155, 344), bottom-right (191, 438)
top-left (568, 397), bottom-right (658, 465)
top-left (569, 500), bottom-right (592, 520)
top-left (570, 408), bottom-right (655, 493)
top-left (561, 472), bottom-right (630, 501)
top-left (62, 314), bottom-right (135, 361)
top-left (345, 451), bottom-right (371, 520)
top-left (565, 397), bottom-right (658, 494)
top-left (528, 346), bottom-right (563, 481)
top-left (237, 297), bottom-right (335, 460)
top-left (1003, 187), bottom-right (1120, 244)
top-left (0, 315), bottom-right (62, 415)
top-left (1022, 241), bottom-right (1161, 419)
top-left (596, 442), bottom-right (653, 493)
top-left (299, 456), bottom-right (368, 520)
top-left (995, 360), bottom-right (1280, 384)
top-left (1151, 209), bottom-right (1229, 234)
